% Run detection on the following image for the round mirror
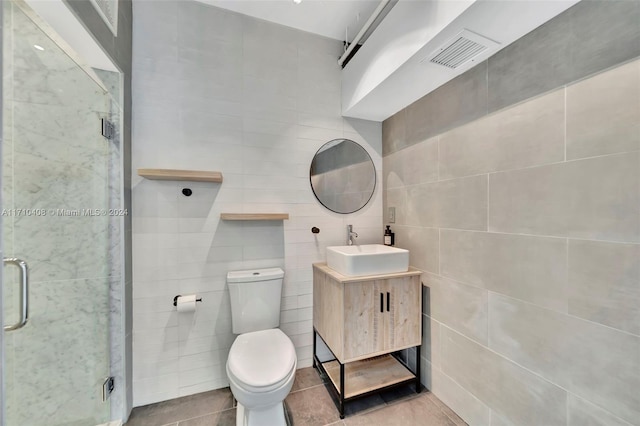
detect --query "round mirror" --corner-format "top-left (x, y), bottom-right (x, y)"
top-left (310, 139), bottom-right (376, 214)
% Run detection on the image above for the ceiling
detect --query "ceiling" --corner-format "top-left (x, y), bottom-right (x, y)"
top-left (23, 0), bottom-right (583, 123)
top-left (342, 0), bottom-right (581, 121)
top-left (24, 0), bottom-right (118, 72)
top-left (196, 0), bottom-right (381, 41)
top-left (196, 0), bottom-right (581, 122)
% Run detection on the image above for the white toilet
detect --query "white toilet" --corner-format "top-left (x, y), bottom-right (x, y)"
top-left (226, 268), bottom-right (297, 426)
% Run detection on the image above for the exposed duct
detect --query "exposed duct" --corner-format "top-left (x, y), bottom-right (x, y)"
top-left (338, 0), bottom-right (397, 68)
top-left (90, 0), bottom-right (118, 36)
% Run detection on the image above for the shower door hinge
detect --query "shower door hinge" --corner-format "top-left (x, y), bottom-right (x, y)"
top-left (101, 118), bottom-right (115, 140)
top-left (102, 376), bottom-right (115, 402)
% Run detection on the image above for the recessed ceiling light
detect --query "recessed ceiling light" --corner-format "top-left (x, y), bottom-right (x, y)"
top-left (33, 44), bottom-right (44, 51)
top-left (293, 0), bottom-right (302, 4)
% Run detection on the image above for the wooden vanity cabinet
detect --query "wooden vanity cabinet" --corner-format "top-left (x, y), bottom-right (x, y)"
top-left (342, 276), bottom-right (421, 361)
top-left (313, 263), bottom-right (421, 363)
top-left (381, 277), bottom-right (422, 350)
top-left (312, 263), bottom-right (422, 418)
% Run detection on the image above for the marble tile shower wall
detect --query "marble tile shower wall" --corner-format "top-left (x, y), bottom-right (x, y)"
top-left (131, 1), bottom-right (382, 406)
top-left (2, 3), bottom-right (121, 425)
top-left (383, 16), bottom-right (640, 426)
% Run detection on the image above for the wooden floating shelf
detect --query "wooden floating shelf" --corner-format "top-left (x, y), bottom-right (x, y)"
top-left (322, 355), bottom-right (414, 399)
top-left (138, 168), bottom-right (223, 183)
top-left (220, 213), bottom-right (289, 221)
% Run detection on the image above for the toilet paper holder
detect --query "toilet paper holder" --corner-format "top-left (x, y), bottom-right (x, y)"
top-left (173, 295), bottom-right (203, 307)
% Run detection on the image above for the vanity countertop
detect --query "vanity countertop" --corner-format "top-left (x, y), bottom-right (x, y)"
top-left (312, 262), bottom-right (422, 284)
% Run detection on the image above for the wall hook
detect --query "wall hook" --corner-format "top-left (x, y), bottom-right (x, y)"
top-left (182, 188), bottom-right (192, 196)
top-left (311, 227), bottom-right (320, 234)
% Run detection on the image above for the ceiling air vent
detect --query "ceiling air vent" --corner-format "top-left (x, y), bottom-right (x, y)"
top-left (423, 29), bottom-right (498, 69)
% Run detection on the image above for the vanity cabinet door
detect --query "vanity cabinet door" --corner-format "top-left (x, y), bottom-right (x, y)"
top-left (343, 281), bottom-right (385, 360)
top-left (380, 276), bottom-right (422, 351)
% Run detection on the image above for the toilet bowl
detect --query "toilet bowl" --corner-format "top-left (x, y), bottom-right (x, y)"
top-left (227, 329), bottom-right (296, 426)
top-left (226, 268), bottom-right (297, 426)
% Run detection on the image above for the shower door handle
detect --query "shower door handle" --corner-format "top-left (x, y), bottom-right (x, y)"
top-left (3, 258), bottom-right (29, 331)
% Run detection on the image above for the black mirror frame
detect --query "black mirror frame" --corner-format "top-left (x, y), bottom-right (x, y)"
top-left (309, 139), bottom-right (376, 214)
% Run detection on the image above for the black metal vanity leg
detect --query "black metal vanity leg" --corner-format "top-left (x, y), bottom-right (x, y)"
top-left (416, 345), bottom-right (422, 393)
top-left (312, 328), bottom-right (317, 369)
top-left (339, 363), bottom-right (345, 419)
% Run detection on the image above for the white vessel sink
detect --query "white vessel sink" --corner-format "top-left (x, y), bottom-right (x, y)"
top-left (326, 244), bottom-right (409, 277)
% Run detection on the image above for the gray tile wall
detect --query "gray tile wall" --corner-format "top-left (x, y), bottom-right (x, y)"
top-left (382, 1), bottom-right (640, 424)
top-left (383, 0), bottom-right (640, 157)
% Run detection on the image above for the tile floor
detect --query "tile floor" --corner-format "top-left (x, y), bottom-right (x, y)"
top-left (125, 367), bottom-right (467, 426)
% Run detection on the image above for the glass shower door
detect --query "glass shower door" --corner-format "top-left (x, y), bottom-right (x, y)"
top-left (2, 1), bottom-right (113, 425)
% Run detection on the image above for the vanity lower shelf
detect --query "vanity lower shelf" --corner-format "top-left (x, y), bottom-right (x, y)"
top-left (313, 328), bottom-right (421, 419)
top-left (321, 354), bottom-right (415, 399)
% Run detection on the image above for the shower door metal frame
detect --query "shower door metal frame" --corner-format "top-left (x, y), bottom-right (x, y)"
top-left (0, 0), bottom-right (6, 422)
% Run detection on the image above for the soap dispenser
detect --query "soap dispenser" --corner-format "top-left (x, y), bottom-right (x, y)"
top-left (384, 225), bottom-right (395, 246)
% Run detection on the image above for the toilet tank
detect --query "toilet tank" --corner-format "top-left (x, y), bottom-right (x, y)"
top-left (227, 268), bottom-right (284, 334)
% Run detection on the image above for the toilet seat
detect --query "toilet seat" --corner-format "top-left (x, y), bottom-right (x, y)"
top-left (227, 329), bottom-right (296, 393)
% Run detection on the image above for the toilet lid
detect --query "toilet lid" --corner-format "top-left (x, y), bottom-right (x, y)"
top-left (228, 329), bottom-right (296, 389)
